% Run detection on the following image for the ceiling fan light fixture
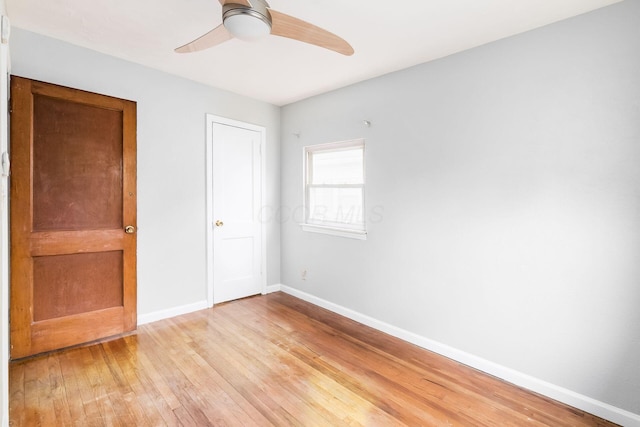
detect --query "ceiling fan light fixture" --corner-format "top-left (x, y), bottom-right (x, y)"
top-left (176, 0), bottom-right (353, 56)
top-left (223, 8), bottom-right (272, 41)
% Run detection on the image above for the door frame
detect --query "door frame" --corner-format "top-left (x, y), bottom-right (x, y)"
top-left (0, 11), bottom-right (10, 426)
top-left (205, 114), bottom-right (267, 307)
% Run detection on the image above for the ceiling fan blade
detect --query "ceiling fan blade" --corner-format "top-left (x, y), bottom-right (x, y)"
top-left (175, 24), bottom-right (234, 53)
top-left (270, 9), bottom-right (354, 56)
top-left (218, 0), bottom-right (252, 6)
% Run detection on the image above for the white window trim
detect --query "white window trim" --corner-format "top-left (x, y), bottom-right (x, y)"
top-left (301, 138), bottom-right (367, 240)
top-left (301, 223), bottom-right (367, 240)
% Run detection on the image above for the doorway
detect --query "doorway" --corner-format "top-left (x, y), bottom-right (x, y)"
top-left (205, 115), bottom-right (266, 305)
top-left (9, 77), bottom-right (137, 358)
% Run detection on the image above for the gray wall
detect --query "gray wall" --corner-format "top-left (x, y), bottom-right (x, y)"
top-left (281, 0), bottom-right (640, 416)
top-left (9, 28), bottom-right (281, 317)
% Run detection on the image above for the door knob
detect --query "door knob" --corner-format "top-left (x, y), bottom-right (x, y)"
top-left (215, 220), bottom-right (224, 227)
top-left (124, 225), bottom-right (136, 234)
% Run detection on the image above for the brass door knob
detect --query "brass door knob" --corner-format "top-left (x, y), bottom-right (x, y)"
top-left (124, 225), bottom-right (136, 234)
top-left (215, 220), bottom-right (224, 227)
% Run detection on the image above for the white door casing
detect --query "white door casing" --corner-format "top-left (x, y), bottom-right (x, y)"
top-left (0, 12), bottom-right (9, 427)
top-left (205, 115), bottom-right (266, 306)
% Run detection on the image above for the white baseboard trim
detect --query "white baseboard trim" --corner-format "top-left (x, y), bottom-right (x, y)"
top-left (280, 285), bottom-right (640, 427)
top-left (265, 283), bottom-right (282, 294)
top-left (138, 285), bottom-right (286, 326)
top-left (137, 300), bottom-right (209, 326)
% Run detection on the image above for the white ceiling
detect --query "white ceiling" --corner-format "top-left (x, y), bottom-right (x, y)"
top-left (6, 0), bottom-right (622, 106)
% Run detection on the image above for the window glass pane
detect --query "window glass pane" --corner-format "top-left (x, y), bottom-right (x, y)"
top-left (309, 187), bottom-right (363, 226)
top-left (311, 148), bottom-right (363, 185)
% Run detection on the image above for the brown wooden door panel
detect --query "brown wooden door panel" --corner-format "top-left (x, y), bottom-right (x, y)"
top-left (33, 94), bottom-right (124, 231)
top-left (10, 76), bottom-right (137, 359)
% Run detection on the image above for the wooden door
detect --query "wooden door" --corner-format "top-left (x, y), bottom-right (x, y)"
top-left (208, 117), bottom-right (263, 304)
top-left (9, 76), bottom-right (137, 359)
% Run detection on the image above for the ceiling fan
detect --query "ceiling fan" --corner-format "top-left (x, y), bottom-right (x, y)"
top-left (175, 0), bottom-right (354, 56)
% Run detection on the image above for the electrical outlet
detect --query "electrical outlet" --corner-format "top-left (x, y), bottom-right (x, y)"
top-left (301, 269), bottom-right (307, 281)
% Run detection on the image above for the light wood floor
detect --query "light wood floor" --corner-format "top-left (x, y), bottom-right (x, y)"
top-left (10, 292), bottom-right (617, 426)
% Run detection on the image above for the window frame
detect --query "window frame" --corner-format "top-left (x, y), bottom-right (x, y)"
top-left (302, 138), bottom-right (367, 240)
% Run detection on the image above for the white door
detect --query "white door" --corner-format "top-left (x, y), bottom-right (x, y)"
top-left (206, 115), bottom-right (264, 305)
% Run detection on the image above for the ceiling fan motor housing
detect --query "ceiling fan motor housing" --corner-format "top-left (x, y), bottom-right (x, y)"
top-left (223, 2), bottom-right (273, 41)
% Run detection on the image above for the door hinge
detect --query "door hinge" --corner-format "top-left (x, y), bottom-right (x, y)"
top-left (1, 16), bottom-right (10, 45)
top-left (1, 152), bottom-right (9, 177)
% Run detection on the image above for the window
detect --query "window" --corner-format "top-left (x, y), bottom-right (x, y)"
top-left (302, 139), bottom-right (366, 239)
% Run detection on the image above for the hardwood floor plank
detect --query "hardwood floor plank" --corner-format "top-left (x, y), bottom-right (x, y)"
top-left (238, 296), bottom-right (484, 425)
top-left (63, 348), bottom-right (106, 427)
top-left (145, 319), bottom-right (268, 426)
top-left (9, 292), bottom-right (620, 427)
top-left (29, 355), bottom-right (55, 426)
top-left (204, 302), bottom-right (411, 426)
top-left (87, 345), bottom-right (130, 427)
top-left (196, 311), bottom-right (381, 426)
top-left (45, 355), bottom-right (74, 426)
top-left (9, 361), bottom-right (26, 427)
top-left (111, 335), bottom-right (182, 426)
top-left (266, 292), bottom-right (613, 426)
top-left (182, 319), bottom-right (321, 426)
top-left (133, 333), bottom-right (183, 412)
top-left (101, 338), bottom-right (165, 426)
top-left (56, 351), bottom-right (89, 427)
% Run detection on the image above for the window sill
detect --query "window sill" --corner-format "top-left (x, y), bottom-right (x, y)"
top-left (301, 223), bottom-right (367, 240)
